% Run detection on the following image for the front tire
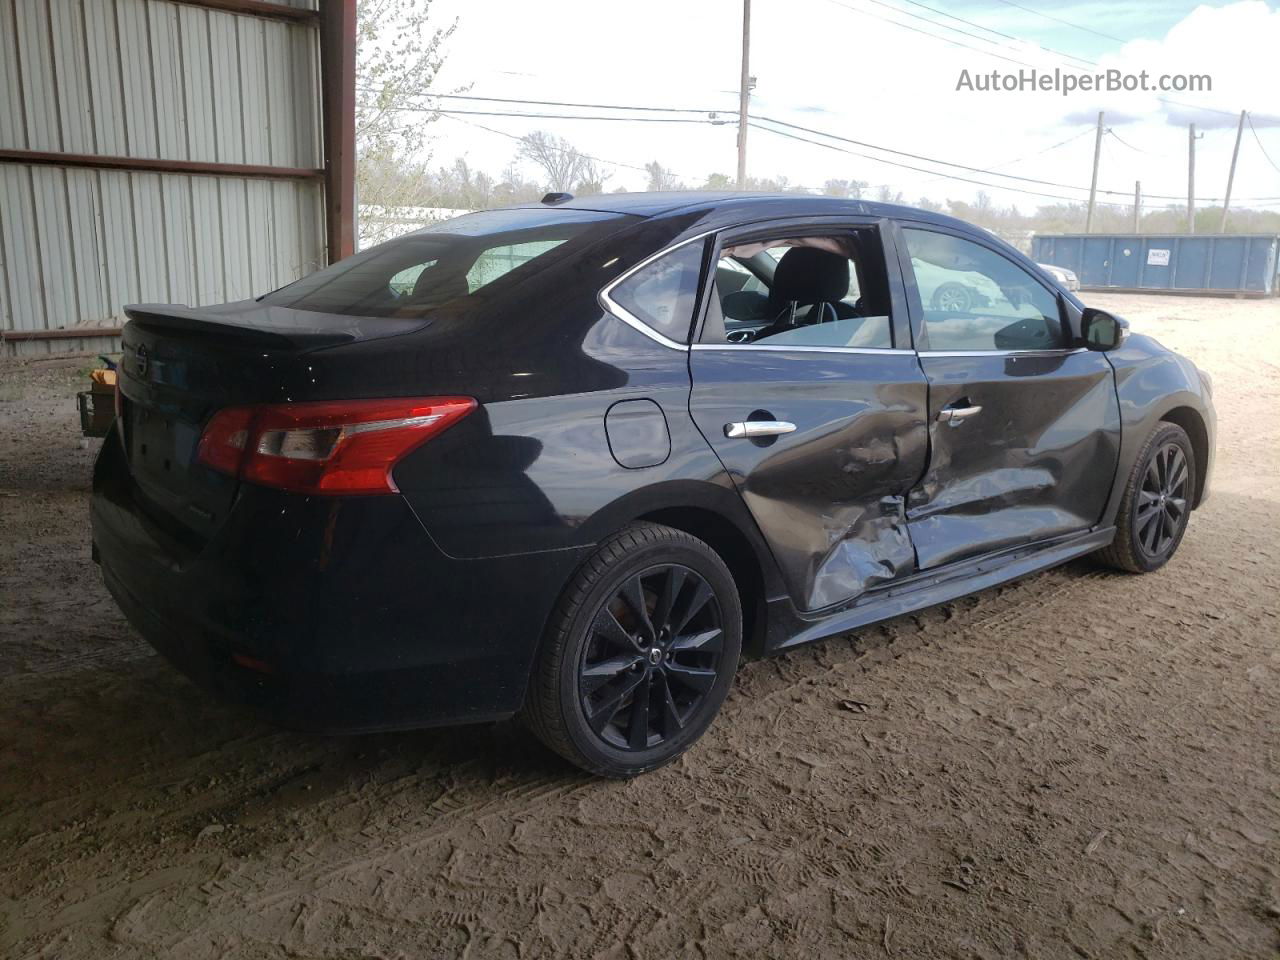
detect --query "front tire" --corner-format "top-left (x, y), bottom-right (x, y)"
top-left (1095, 422), bottom-right (1195, 573)
top-left (521, 522), bottom-right (742, 777)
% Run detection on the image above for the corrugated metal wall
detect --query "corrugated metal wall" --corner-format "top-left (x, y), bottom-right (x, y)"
top-left (0, 0), bottom-right (325, 355)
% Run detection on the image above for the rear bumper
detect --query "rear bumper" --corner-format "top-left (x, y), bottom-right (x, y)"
top-left (91, 429), bottom-right (587, 733)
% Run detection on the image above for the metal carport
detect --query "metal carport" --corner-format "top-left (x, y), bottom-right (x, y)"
top-left (0, 0), bottom-right (355, 356)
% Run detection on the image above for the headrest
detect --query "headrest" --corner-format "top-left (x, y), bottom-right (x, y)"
top-left (412, 266), bottom-right (469, 306)
top-left (769, 248), bottom-right (849, 306)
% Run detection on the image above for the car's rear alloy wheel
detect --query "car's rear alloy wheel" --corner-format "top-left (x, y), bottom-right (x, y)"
top-left (1096, 422), bottom-right (1195, 573)
top-left (579, 564), bottom-right (724, 751)
top-left (522, 522), bottom-right (742, 777)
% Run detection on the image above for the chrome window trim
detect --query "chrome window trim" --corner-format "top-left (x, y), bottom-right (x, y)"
top-left (917, 347), bottom-right (1088, 358)
top-left (691, 343), bottom-right (915, 355)
top-left (596, 230), bottom-right (717, 351)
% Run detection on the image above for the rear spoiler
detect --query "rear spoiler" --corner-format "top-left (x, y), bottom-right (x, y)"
top-left (123, 304), bottom-right (429, 350)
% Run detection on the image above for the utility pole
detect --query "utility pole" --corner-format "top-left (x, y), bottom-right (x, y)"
top-left (1085, 111), bottom-right (1104, 233)
top-left (1133, 180), bottom-right (1141, 233)
top-left (736, 0), bottom-right (751, 189)
top-left (1187, 123), bottom-right (1203, 234)
top-left (1220, 109), bottom-right (1247, 233)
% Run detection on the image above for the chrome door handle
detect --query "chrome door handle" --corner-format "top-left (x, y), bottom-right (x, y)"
top-left (937, 405), bottom-right (982, 423)
top-left (724, 420), bottom-right (797, 439)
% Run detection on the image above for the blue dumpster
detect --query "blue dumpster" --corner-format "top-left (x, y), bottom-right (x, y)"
top-left (1031, 234), bottom-right (1279, 296)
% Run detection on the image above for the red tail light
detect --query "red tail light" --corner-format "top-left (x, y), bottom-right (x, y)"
top-left (196, 397), bottom-right (476, 495)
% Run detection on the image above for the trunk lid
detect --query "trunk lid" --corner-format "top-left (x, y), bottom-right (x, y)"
top-left (116, 302), bottom-right (430, 551)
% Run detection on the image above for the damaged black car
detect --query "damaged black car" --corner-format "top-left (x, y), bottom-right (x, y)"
top-left (92, 192), bottom-right (1215, 776)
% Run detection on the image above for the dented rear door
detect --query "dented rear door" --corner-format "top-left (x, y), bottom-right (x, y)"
top-left (688, 219), bottom-right (929, 613)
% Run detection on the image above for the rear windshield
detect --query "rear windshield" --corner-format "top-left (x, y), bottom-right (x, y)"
top-left (263, 208), bottom-right (631, 317)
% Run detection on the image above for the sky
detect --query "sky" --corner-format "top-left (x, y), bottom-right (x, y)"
top-left (404, 0), bottom-right (1280, 213)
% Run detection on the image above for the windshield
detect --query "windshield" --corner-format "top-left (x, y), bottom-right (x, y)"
top-left (264, 208), bottom-right (632, 317)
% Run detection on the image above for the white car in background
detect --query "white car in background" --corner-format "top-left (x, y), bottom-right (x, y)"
top-left (1039, 263), bottom-right (1081, 292)
top-left (910, 257), bottom-right (1008, 313)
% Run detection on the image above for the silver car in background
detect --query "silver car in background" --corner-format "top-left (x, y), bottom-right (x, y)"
top-left (1039, 263), bottom-right (1081, 292)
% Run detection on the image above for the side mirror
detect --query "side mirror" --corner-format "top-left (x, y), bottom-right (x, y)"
top-left (1081, 308), bottom-right (1129, 351)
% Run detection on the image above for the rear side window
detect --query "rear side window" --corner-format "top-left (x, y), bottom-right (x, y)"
top-left (466, 240), bottom-right (567, 292)
top-left (607, 242), bottom-right (705, 343)
top-left (263, 208), bottom-right (628, 317)
top-left (699, 230), bottom-right (894, 349)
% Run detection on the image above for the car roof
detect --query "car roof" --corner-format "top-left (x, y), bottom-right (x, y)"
top-left (513, 190), bottom-right (976, 231)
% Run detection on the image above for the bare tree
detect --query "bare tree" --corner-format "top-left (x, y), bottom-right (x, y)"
top-left (645, 161), bottom-right (683, 192)
top-left (517, 131), bottom-right (611, 194)
top-left (517, 131), bottom-right (580, 192)
top-left (356, 0), bottom-right (459, 222)
top-left (823, 178), bottom-right (867, 199)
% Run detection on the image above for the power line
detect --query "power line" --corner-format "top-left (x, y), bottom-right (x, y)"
top-left (359, 88), bottom-right (728, 115)
top-left (1246, 114), bottom-right (1280, 174)
top-left (371, 96), bottom-right (1280, 203)
top-left (1155, 97), bottom-right (1280, 125)
top-left (752, 113), bottom-right (1150, 197)
top-left (892, 0), bottom-right (1096, 66)
top-left (396, 95), bottom-right (1113, 196)
top-left (996, 127), bottom-right (1098, 168)
top-left (405, 106), bottom-right (726, 125)
top-left (986, 0), bottom-right (1126, 44)
top-left (823, 1), bottom-right (1279, 126)
top-left (747, 121), bottom-right (1154, 205)
top-left (1106, 128), bottom-right (1160, 157)
top-left (820, 1), bottom-right (1280, 126)
top-left (910, 127), bottom-right (1096, 190)
top-left (436, 112), bottom-right (698, 181)
top-left (819, 0), bottom-right (1052, 70)
top-left (850, 0), bottom-right (1096, 71)
top-left (751, 113), bottom-right (1279, 202)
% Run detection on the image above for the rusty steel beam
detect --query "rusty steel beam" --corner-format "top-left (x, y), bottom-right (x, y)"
top-left (163, 0), bottom-right (318, 24)
top-left (3, 328), bottom-right (123, 341)
top-left (319, 0), bottom-right (357, 263)
top-left (0, 148), bottom-right (323, 181)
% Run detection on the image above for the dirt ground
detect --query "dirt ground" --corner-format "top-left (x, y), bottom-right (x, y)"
top-left (1, 292), bottom-right (1278, 959)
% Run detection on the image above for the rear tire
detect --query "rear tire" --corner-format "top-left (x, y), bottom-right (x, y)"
top-left (1095, 422), bottom-right (1195, 573)
top-left (521, 522), bottom-right (742, 778)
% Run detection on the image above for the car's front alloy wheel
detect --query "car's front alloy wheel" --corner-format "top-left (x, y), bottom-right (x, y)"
top-left (1096, 422), bottom-right (1196, 573)
top-left (522, 522), bottom-right (742, 777)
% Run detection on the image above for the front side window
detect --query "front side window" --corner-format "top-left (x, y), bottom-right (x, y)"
top-left (700, 232), bottom-right (892, 349)
top-left (607, 242), bottom-right (705, 343)
top-left (903, 228), bottom-right (1065, 351)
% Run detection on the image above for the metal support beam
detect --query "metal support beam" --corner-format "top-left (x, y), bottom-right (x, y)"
top-left (319, 0), bottom-right (357, 263)
top-left (163, 0), bottom-right (318, 24)
top-left (3, 327), bottom-right (123, 342)
top-left (0, 148), bottom-right (322, 181)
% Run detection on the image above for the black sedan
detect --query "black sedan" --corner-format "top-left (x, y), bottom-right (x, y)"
top-left (92, 192), bottom-right (1215, 776)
